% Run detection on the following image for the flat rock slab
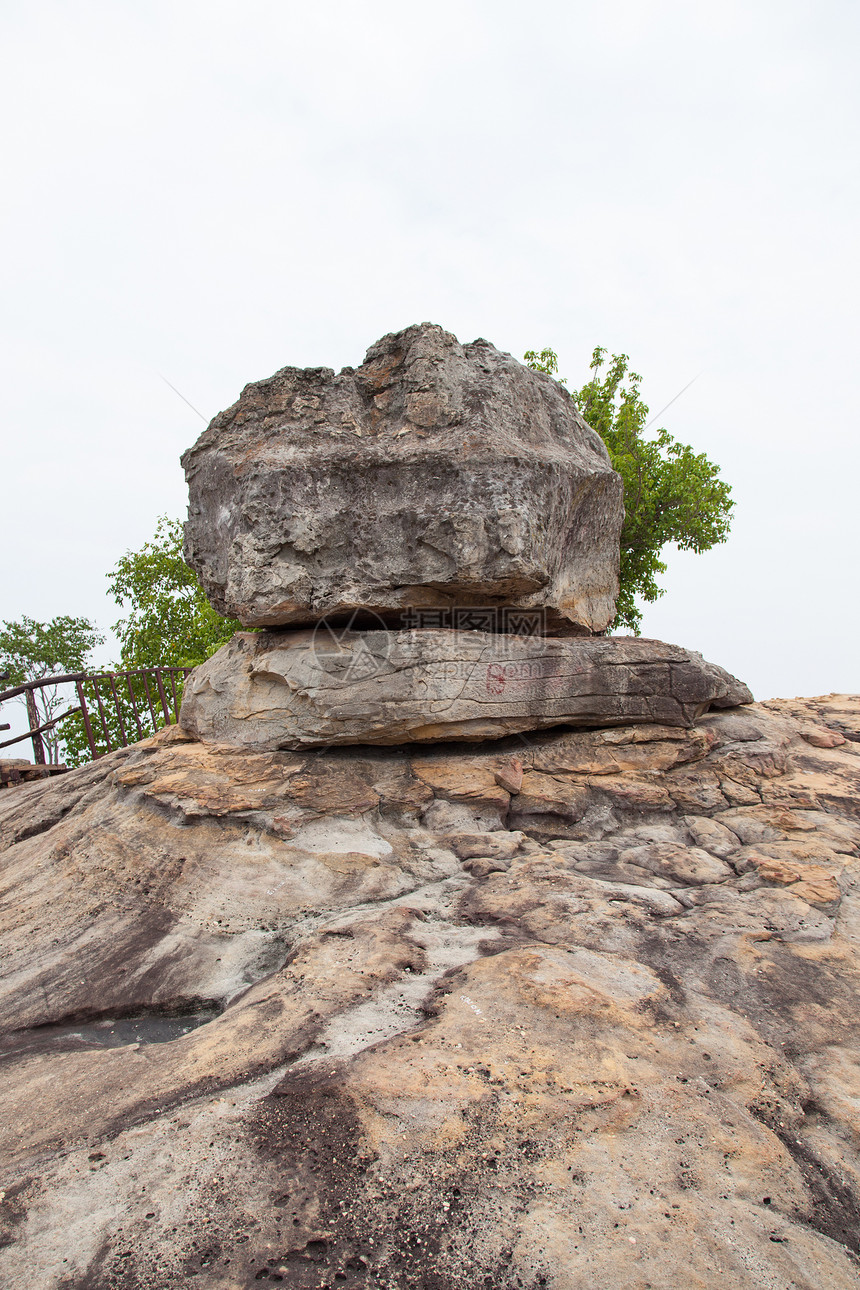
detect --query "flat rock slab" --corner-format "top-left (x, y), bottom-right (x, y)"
top-left (181, 322), bottom-right (624, 633)
top-left (179, 628), bottom-right (753, 748)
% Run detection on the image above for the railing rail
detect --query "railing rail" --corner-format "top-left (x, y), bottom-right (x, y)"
top-left (0, 666), bottom-right (193, 765)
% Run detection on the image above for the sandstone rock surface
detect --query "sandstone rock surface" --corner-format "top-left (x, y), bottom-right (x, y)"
top-left (1, 697), bottom-right (859, 1286)
top-left (179, 628), bottom-right (753, 749)
top-left (181, 323), bottom-right (624, 634)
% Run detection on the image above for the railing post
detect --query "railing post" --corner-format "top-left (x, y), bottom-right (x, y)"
top-left (140, 672), bottom-right (159, 730)
top-left (106, 674), bottom-right (128, 746)
top-left (125, 674), bottom-right (145, 741)
top-left (76, 680), bottom-right (99, 759)
top-left (154, 669), bottom-right (172, 725)
top-left (0, 666), bottom-right (197, 767)
top-left (25, 687), bottom-right (46, 764)
top-left (90, 676), bottom-right (114, 752)
top-left (167, 669), bottom-right (180, 719)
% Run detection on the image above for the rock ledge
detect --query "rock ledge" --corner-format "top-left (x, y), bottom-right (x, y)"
top-left (179, 627), bottom-right (753, 748)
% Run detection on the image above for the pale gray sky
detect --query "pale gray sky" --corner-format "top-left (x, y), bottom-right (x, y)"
top-left (2, 0), bottom-right (858, 700)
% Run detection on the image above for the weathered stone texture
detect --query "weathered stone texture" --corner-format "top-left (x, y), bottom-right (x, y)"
top-left (179, 627), bottom-right (753, 749)
top-left (181, 323), bottom-right (624, 634)
top-left (0, 697), bottom-right (859, 1285)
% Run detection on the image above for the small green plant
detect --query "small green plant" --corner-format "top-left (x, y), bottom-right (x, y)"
top-left (522, 348), bottom-right (566, 383)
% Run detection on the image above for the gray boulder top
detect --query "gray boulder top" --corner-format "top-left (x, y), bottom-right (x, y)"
top-left (182, 323), bottom-right (624, 634)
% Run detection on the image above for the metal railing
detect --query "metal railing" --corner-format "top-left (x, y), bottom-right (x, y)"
top-left (0, 666), bottom-right (193, 767)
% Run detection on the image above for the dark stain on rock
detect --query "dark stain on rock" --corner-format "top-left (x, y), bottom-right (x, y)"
top-left (780, 1131), bottom-right (860, 1261)
top-left (0, 1004), bottom-right (219, 1064)
top-left (236, 1062), bottom-right (550, 1290)
top-left (0, 906), bottom-right (180, 1034)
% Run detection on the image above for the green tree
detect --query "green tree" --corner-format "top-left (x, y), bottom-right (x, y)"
top-left (0, 615), bottom-right (105, 762)
top-left (108, 516), bottom-right (241, 668)
top-left (525, 346), bottom-right (734, 633)
top-left (62, 518), bottom-right (240, 767)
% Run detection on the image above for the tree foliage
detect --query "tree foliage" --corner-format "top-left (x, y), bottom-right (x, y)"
top-left (525, 346), bottom-right (734, 633)
top-left (63, 519), bottom-right (239, 765)
top-left (0, 615), bottom-right (104, 762)
top-left (108, 516), bottom-right (241, 669)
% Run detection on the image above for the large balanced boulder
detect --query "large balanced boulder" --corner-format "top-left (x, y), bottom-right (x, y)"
top-left (179, 628), bottom-right (753, 749)
top-left (182, 323), bottom-right (624, 635)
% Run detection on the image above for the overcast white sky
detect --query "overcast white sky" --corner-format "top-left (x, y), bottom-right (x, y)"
top-left (2, 0), bottom-right (858, 701)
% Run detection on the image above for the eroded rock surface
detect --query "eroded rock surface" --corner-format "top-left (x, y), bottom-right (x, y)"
top-left (181, 323), bottom-right (624, 634)
top-left (179, 628), bottom-right (753, 749)
top-left (0, 696), bottom-right (859, 1287)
